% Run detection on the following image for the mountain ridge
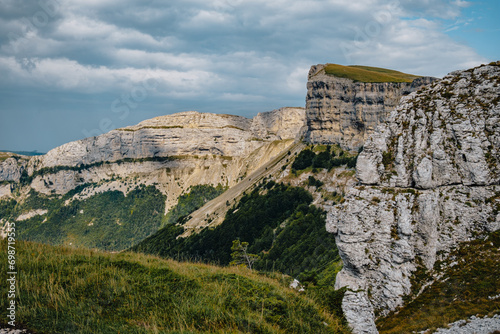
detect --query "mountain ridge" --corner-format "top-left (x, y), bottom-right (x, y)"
top-left (1, 62), bottom-right (499, 334)
top-left (328, 61), bottom-right (500, 333)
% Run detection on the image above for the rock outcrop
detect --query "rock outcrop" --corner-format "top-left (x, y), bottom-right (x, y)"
top-left (28, 109), bottom-right (305, 172)
top-left (1, 108), bottom-right (306, 212)
top-left (327, 63), bottom-right (500, 333)
top-left (252, 107), bottom-right (307, 140)
top-left (0, 156), bottom-right (28, 182)
top-left (305, 64), bottom-right (436, 150)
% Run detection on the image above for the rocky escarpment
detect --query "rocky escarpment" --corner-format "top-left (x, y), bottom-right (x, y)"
top-left (1, 108), bottom-right (306, 210)
top-left (327, 63), bottom-right (500, 333)
top-left (28, 108), bottom-right (305, 172)
top-left (0, 154), bottom-right (30, 199)
top-left (0, 154), bottom-right (29, 183)
top-left (305, 64), bottom-right (437, 150)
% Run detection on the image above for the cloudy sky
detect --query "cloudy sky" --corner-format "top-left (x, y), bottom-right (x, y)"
top-left (0, 0), bottom-right (498, 152)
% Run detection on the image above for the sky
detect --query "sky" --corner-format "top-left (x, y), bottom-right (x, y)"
top-left (0, 0), bottom-right (498, 153)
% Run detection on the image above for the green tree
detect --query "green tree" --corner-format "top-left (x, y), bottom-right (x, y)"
top-left (292, 149), bottom-right (315, 170)
top-left (312, 151), bottom-right (332, 169)
top-left (230, 240), bottom-right (258, 270)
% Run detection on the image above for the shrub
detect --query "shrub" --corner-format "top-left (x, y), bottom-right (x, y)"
top-left (292, 149), bottom-right (315, 170)
top-left (312, 151), bottom-right (332, 169)
top-left (382, 151), bottom-right (393, 170)
top-left (307, 176), bottom-right (324, 188)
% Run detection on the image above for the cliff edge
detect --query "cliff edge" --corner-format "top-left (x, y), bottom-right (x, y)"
top-left (305, 64), bottom-right (437, 150)
top-left (327, 63), bottom-right (500, 333)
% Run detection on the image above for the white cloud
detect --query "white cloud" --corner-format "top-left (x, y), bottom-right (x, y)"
top-left (188, 10), bottom-right (235, 26)
top-left (286, 66), bottom-right (310, 94)
top-left (0, 0), bottom-right (489, 105)
top-left (0, 56), bottom-right (220, 96)
top-left (0, 0), bottom-right (492, 152)
top-left (453, 0), bottom-right (471, 8)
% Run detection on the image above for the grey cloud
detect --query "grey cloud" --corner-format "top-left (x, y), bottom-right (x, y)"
top-left (0, 0), bottom-right (489, 152)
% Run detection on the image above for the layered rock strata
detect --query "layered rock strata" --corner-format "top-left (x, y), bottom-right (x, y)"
top-left (28, 108), bottom-right (305, 172)
top-left (305, 64), bottom-right (437, 150)
top-left (327, 63), bottom-right (500, 333)
top-left (1, 108), bottom-right (307, 212)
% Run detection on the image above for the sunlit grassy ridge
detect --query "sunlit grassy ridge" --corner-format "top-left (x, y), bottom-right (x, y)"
top-left (0, 239), bottom-right (350, 333)
top-left (323, 64), bottom-right (420, 83)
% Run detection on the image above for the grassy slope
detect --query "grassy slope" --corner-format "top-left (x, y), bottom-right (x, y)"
top-left (0, 239), bottom-right (350, 334)
top-left (323, 64), bottom-right (420, 83)
top-left (5, 186), bottom-right (166, 251)
top-left (377, 230), bottom-right (500, 333)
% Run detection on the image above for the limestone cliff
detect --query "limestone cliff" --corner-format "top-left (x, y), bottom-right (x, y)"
top-left (0, 154), bottom-right (29, 183)
top-left (28, 109), bottom-right (303, 172)
top-left (327, 63), bottom-right (500, 333)
top-left (1, 108), bottom-right (306, 212)
top-left (305, 64), bottom-right (437, 150)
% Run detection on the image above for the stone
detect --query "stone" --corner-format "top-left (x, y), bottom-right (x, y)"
top-left (328, 63), bottom-right (500, 333)
top-left (0, 157), bottom-right (28, 182)
top-left (304, 64), bottom-right (437, 150)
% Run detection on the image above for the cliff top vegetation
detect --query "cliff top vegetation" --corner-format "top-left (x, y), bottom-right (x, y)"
top-left (323, 64), bottom-right (421, 83)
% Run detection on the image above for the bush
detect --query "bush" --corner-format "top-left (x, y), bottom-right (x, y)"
top-left (382, 151), bottom-right (393, 169)
top-left (292, 149), bottom-right (315, 170)
top-left (293, 147), bottom-right (358, 172)
top-left (312, 151), bottom-right (332, 169)
top-left (307, 176), bottom-right (324, 188)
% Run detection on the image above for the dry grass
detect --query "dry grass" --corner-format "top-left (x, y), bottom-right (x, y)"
top-left (0, 239), bottom-right (350, 333)
top-left (323, 64), bottom-right (420, 83)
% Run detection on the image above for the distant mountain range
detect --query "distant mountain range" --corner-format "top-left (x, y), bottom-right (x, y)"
top-left (0, 150), bottom-right (45, 156)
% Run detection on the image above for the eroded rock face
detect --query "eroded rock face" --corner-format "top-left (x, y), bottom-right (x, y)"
top-left (305, 64), bottom-right (437, 150)
top-left (252, 107), bottom-right (307, 141)
top-left (26, 109), bottom-right (305, 171)
top-left (328, 63), bottom-right (500, 333)
top-left (1, 109), bottom-right (306, 199)
top-left (0, 157), bottom-right (28, 182)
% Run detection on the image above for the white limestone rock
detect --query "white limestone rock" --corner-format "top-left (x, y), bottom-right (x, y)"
top-left (0, 157), bottom-right (28, 182)
top-left (328, 63), bottom-right (500, 333)
top-left (2, 109), bottom-right (304, 196)
top-left (16, 209), bottom-right (48, 221)
top-left (305, 64), bottom-right (437, 150)
top-left (0, 184), bottom-right (12, 198)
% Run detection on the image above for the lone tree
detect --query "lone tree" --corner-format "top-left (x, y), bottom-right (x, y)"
top-left (230, 240), bottom-right (259, 270)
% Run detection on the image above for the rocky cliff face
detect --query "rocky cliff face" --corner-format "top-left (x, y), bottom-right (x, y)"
top-left (1, 108), bottom-right (306, 211)
top-left (327, 63), bottom-right (500, 333)
top-left (0, 155), bottom-right (28, 182)
top-left (305, 64), bottom-right (437, 150)
top-left (28, 108), bottom-right (304, 172)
